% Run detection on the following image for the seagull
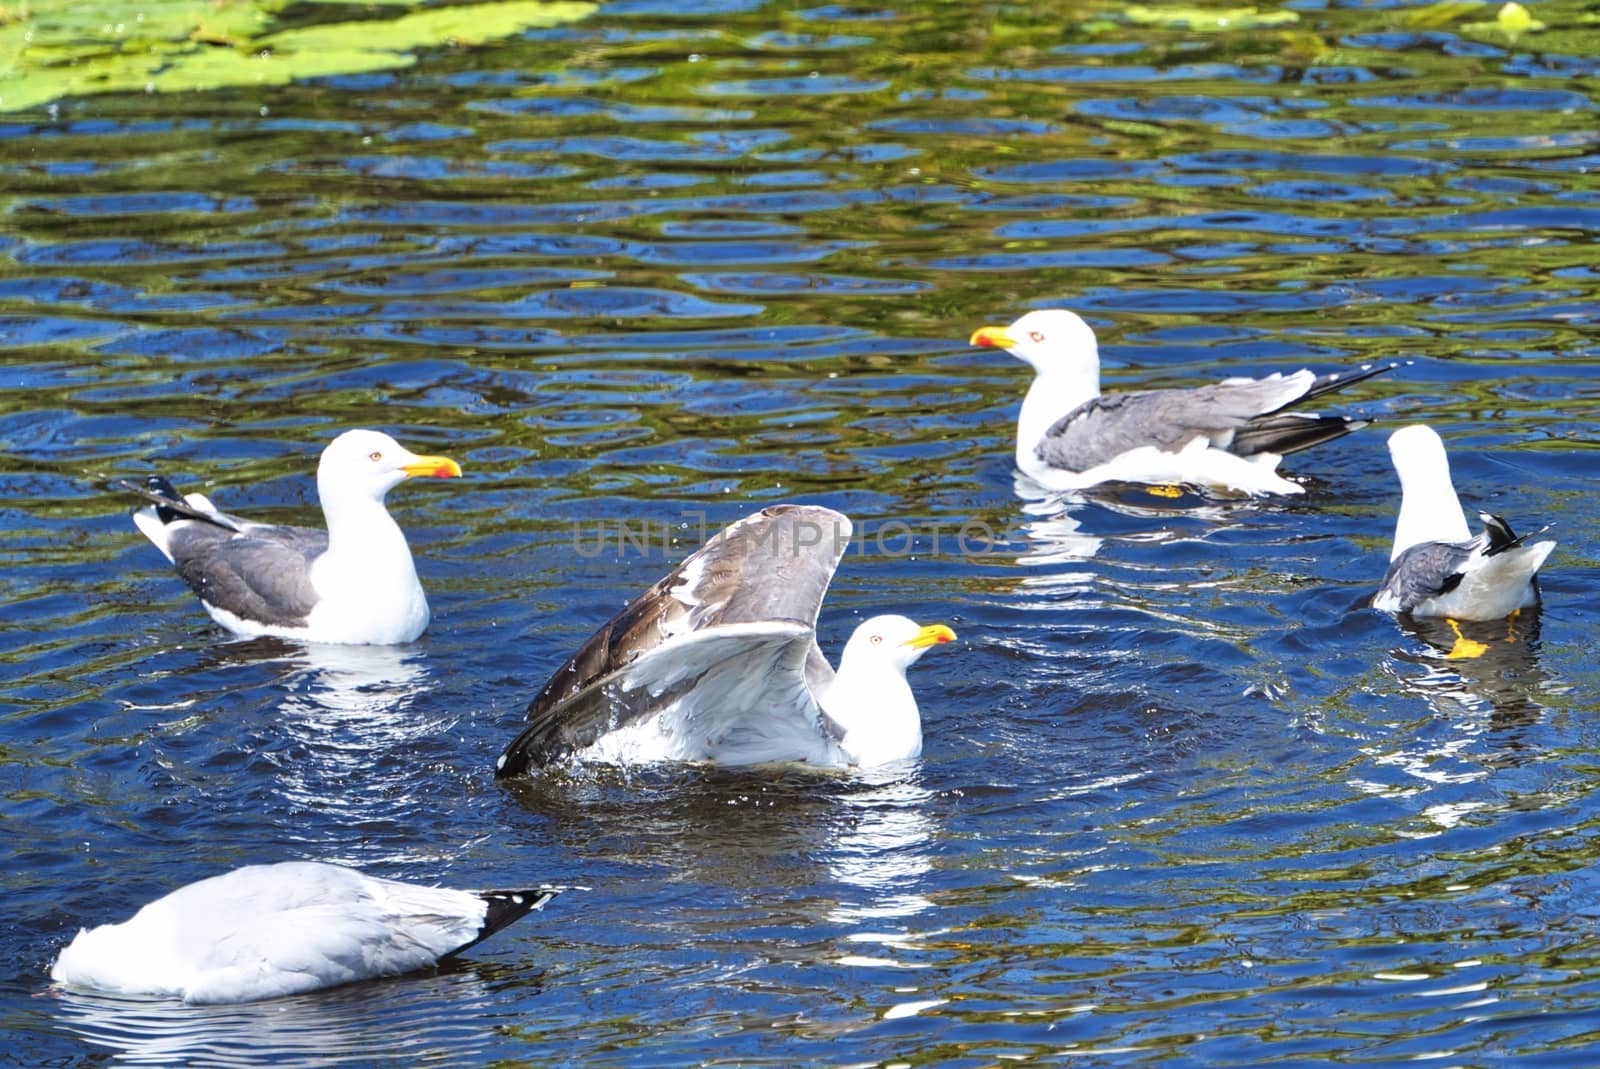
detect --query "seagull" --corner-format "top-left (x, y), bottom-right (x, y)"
top-left (969, 308), bottom-right (1394, 496)
top-left (1373, 424), bottom-right (1555, 620)
top-left (49, 861), bottom-right (557, 1004)
top-left (118, 429), bottom-right (461, 645)
top-left (495, 505), bottom-right (955, 776)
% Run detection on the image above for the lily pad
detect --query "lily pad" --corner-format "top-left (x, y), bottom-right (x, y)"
top-left (1403, 0), bottom-right (1488, 28)
top-left (1462, 1), bottom-right (1547, 40)
top-left (1121, 5), bottom-right (1301, 31)
top-left (0, 0), bottom-right (597, 113)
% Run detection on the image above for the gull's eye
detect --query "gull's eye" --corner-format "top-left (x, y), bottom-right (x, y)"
top-left (368, 451), bottom-right (383, 462)
top-left (870, 634), bottom-right (882, 645)
top-left (1029, 330), bottom-right (1045, 343)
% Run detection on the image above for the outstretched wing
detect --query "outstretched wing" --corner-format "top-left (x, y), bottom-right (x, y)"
top-left (496, 504), bottom-right (852, 776)
top-left (497, 622), bottom-right (841, 773)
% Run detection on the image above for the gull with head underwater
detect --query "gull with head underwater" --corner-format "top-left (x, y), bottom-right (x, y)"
top-left (1373, 424), bottom-right (1555, 621)
top-left (50, 861), bottom-right (557, 1004)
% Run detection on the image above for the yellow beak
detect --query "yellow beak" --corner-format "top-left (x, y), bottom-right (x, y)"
top-left (969, 326), bottom-right (1015, 349)
top-left (903, 623), bottom-right (957, 649)
top-left (401, 455), bottom-right (463, 479)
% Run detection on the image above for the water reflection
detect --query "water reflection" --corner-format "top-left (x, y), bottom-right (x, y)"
top-left (158, 638), bottom-right (447, 831)
top-left (272, 643), bottom-right (446, 823)
top-left (1014, 487), bottom-right (1103, 577)
top-left (1351, 609), bottom-right (1552, 810)
top-left (823, 774), bottom-right (937, 923)
top-left (505, 764), bottom-right (939, 921)
top-left (1012, 478), bottom-right (1251, 589)
top-left (51, 966), bottom-right (511, 1068)
top-left (506, 765), bottom-right (859, 885)
top-left (1388, 610), bottom-right (1549, 735)
top-left (276, 642), bottom-right (433, 719)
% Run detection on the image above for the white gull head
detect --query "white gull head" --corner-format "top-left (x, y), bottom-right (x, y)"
top-left (971, 308), bottom-right (1102, 379)
top-left (823, 614), bottom-right (956, 768)
top-left (971, 309), bottom-right (1106, 479)
top-left (317, 429), bottom-right (460, 514)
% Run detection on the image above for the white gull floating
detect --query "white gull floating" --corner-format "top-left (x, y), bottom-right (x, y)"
top-left (50, 861), bottom-right (556, 1004)
top-left (495, 504), bottom-right (955, 776)
top-left (970, 308), bottom-right (1394, 496)
top-left (120, 429), bottom-right (461, 645)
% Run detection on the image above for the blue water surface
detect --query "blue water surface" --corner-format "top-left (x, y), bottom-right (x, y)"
top-left (3, 0), bottom-right (1600, 1065)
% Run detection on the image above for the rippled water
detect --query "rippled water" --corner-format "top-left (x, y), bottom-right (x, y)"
top-left (4, 0), bottom-right (1600, 1064)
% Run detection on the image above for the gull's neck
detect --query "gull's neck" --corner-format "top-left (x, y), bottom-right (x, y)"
top-left (313, 488), bottom-right (426, 629)
top-left (306, 490), bottom-right (429, 644)
top-left (320, 492), bottom-right (412, 565)
top-left (1392, 463), bottom-right (1471, 559)
top-left (1017, 359), bottom-right (1100, 471)
top-left (821, 659), bottom-right (922, 767)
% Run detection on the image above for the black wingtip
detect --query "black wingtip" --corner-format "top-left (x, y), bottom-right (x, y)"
top-left (1478, 510), bottom-right (1519, 552)
top-left (145, 476), bottom-right (187, 524)
top-left (1300, 360), bottom-right (1400, 404)
top-left (114, 474), bottom-right (242, 532)
top-left (1477, 510), bottom-right (1553, 555)
top-left (453, 887), bottom-right (559, 956)
top-left (112, 475), bottom-right (190, 524)
top-left (494, 731), bottom-right (537, 780)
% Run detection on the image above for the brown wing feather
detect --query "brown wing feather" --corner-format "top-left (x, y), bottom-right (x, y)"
top-left (496, 504), bottom-right (852, 776)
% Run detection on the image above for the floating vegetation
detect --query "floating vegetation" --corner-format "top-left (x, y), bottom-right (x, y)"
top-left (1408, 0), bottom-right (1548, 39)
top-left (1119, 5), bottom-right (1300, 31)
top-left (1462, 1), bottom-right (1548, 40)
top-left (0, 0), bottom-right (597, 113)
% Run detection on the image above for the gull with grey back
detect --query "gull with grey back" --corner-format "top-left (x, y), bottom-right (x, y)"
top-left (971, 308), bottom-right (1394, 496)
top-left (495, 505), bottom-right (955, 776)
top-left (1373, 424), bottom-right (1555, 620)
top-left (119, 429), bottom-right (461, 645)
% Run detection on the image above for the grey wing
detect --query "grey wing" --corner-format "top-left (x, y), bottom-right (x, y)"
top-left (496, 504), bottom-right (851, 776)
top-left (1375, 540), bottom-right (1473, 612)
top-left (167, 523), bottom-right (327, 627)
top-left (1037, 375), bottom-right (1311, 472)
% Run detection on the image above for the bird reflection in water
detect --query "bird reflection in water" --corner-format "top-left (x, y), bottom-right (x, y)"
top-left (261, 640), bottom-right (445, 828)
top-left (50, 966), bottom-right (504, 1067)
top-left (276, 641), bottom-right (432, 719)
top-left (1013, 476), bottom-right (1254, 595)
top-left (1389, 608), bottom-right (1550, 739)
top-left (824, 773), bottom-right (938, 924)
top-left (1014, 482), bottom-right (1103, 579)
